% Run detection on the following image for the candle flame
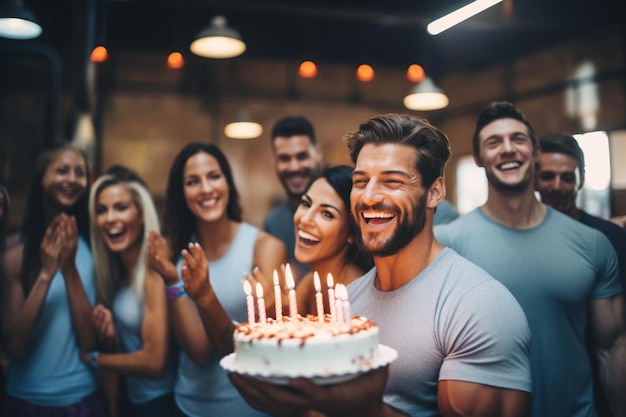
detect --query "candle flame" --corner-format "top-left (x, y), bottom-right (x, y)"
top-left (285, 264), bottom-right (295, 289)
top-left (243, 280), bottom-right (252, 295)
top-left (327, 273), bottom-right (334, 288)
top-left (273, 269), bottom-right (279, 286)
top-left (313, 271), bottom-right (321, 292)
top-left (256, 282), bottom-right (264, 298)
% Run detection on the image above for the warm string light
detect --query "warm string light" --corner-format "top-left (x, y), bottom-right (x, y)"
top-left (406, 64), bottom-right (425, 83)
top-left (167, 52), bottom-right (185, 69)
top-left (298, 60), bottom-right (318, 78)
top-left (90, 45), bottom-right (108, 63)
top-left (356, 64), bottom-right (375, 82)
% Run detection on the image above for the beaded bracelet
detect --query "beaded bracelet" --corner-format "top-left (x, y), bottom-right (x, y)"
top-left (90, 351), bottom-right (99, 368)
top-left (165, 280), bottom-right (187, 300)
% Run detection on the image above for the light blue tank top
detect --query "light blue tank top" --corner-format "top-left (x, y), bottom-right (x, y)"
top-left (174, 222), bottom-right (270, 417)
top-left (113, 285), bottom-right (176, 404)
top-left (6, 236), bottom-right (99, 406)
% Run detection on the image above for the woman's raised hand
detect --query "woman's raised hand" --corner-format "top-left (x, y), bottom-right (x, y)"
top-left (181, 242), bottom-right (212, 305)
top-left (40, 215), bottom-right (63, 279)
top-left (58, 214), bottom-right (79, 272)
top-left (147, 231), bottom-right (179, 285)
top-left (91, 303), bottom-right (117, 344)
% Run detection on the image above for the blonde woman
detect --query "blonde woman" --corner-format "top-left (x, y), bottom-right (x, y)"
top-left (86, 167), bottom-right (175, 417)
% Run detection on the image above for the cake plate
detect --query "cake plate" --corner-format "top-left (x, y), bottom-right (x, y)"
top-left (220, 344), bottom-right (398, 386)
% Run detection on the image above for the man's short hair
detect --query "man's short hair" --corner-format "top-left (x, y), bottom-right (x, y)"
top-left (472, 101), bottom-right (537, 157)
top-left (539, 133), bottom-right (586, 185)
top-left (271, 116), bottom-right (316, 145)
top-left (344, 113), bottom-right (450, 190)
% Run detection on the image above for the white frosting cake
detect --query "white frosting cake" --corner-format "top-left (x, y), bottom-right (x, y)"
top-left (230, 314), bottom-right (380, 378)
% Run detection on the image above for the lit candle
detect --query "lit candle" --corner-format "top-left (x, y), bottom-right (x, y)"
top-left (285, 263), bottom-right (298, 318)
top-left (256, 282), bottom-right (266, 323)
top-left (243, 280), bottom-right (255, 324)
top-left (313, 271), bottom-right (324, 321)
top-left (327, 273), bottom-right (336, 322)
top-left (273, 269), bottom-right (282, 321)
top-left (334, 284), bottom-right (344, 326)
top-left (336, 284), bottom-right (352, 329)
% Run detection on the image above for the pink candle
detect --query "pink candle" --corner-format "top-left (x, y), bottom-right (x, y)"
top-left (327, 273), bottom-right (336, 322)
top-left (313, 271), bottom-right (324, 321)
top-left (243, 280), bottom-right (255, 324)
top-left (256, 282), bottom-right (266, 323)
top-left (273, 269), bottom-right (282, 321)
top-left (285, 264), bottom-right (298, 318)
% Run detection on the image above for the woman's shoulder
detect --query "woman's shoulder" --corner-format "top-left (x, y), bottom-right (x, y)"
top-left (254, 227), bottom-right (287, 250)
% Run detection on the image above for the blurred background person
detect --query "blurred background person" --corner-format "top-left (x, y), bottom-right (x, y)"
top-left (536, 133), bottom-right (626, 417)
top-left (265, 116), bottom-right (323, 282)
top-left (1, 144), bottom-right (105, 416)
top-left (148, 142), bottom-right (285, 417)
top-left (436, 102), bottom-right (626, 417)
top-left (85, 167), bottom-right (176, 417)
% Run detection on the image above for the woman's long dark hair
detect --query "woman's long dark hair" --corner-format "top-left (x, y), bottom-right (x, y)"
top-left (163, 142), bottom-right (242, 259)
top-left (20, 144), bottom-right (90, 294)
top-left (320, 165), bottom-right (373, 272)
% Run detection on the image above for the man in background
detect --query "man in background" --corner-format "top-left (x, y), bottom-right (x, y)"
top-left (436, 101), bottom-right (626, 417)
top-left (536, 133), bottom-right (626, 291)
top-left (264, 116), bottom-right (323, 280)
top-left (536, 132), bottom-right (626, 417)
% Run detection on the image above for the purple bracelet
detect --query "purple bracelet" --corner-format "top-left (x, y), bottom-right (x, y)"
top-left (165, 280), bottom-right (187, 299)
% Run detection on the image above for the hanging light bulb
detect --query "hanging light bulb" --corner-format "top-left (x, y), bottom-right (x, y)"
top-left (403, 77), bottom-right (449, 111)
top-left (224, 108), bottom-right (263, 139)
top-left (190, 15), bottom-right (246, 59)
top-left (0, 0), bottom-right (42, 39)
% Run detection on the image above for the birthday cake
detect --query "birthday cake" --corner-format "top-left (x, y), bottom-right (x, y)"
top-left (228, 314), bottom-right (381, 378)
top-left (220, 270), bottom-right (397, 383)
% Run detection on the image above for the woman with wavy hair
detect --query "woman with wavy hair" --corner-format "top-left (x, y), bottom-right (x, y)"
top-left (85, 166), bottom-right (176, 417)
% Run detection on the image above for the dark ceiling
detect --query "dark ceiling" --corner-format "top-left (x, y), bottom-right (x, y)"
top-left (7, 0), bottom-right (625, 76)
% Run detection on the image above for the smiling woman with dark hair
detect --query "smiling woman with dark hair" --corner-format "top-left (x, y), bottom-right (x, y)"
top-left (148, 142), bottom-right (286, 417)
top-left (1, 144), bottom-right (105, 416)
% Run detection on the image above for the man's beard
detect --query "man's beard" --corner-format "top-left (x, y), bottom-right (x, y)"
top-left (354, 191), bottom-right (428, 258)
top-left (279, 168), bottom-right (315, 200)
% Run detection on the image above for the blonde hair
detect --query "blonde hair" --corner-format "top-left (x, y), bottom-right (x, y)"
top-left (89, 174), bottom-right (160, 306)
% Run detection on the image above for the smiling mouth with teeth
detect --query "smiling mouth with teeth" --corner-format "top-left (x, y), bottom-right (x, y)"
top-left (362, 211), bottom-right (394, 225)
top-left (298, 230), bottom-right (320, 244)
top-left (498, 162), bottom-right (521, 170)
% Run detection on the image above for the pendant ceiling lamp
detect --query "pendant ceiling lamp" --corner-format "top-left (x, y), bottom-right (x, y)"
top-left (403, 77), bottom-right (449, 111)
top-left (0, 0), bottom-right (42, 40)
top-left (224, 108), bottom-right (263, 139)
top-left (190, 15), bottom-right (246, 59)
